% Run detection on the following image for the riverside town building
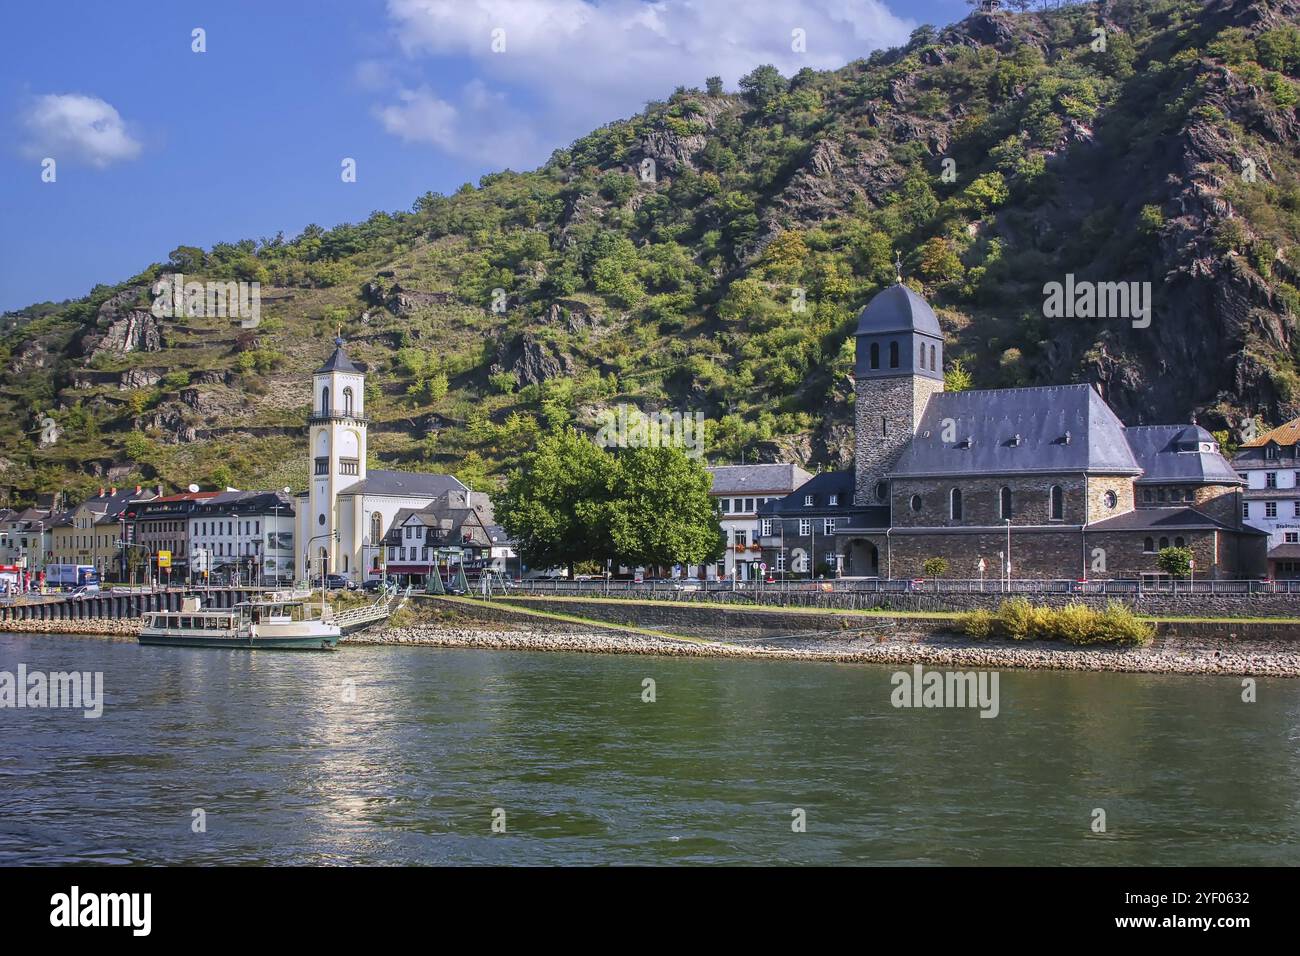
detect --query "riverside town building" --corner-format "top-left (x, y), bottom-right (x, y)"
top-left (755, 283), bottom-right (1267, 581)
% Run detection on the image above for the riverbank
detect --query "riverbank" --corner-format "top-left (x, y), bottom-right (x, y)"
top-left (348, 622), bottom-right (1300, 677)
top-left (5, 614), bottom-right (1299, 676)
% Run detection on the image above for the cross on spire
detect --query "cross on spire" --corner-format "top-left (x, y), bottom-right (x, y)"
top-left (894, 251), bottom-right (903, 283)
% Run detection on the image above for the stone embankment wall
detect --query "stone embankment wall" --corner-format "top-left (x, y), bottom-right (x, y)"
top-left (516, 587), bottom-right (1300, 618)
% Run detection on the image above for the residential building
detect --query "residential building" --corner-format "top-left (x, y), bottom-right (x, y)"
top-left (380, 489), bottom-right (497, 586)
top-left (703, 463), bottom-right (812, 580)
top-left (49, 486), bottom-right (156, 582)
top-left (189, 490), bottom-right (296, 585)
top-left (1231, 417), bottom-right (1300, 578)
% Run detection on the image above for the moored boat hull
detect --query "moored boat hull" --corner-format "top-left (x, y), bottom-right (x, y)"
top-left (137, 633), bottom-right (339, 651)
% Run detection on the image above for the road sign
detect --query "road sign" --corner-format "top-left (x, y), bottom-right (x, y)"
top-left (759, 563), bottom-right (767, 571)
top-left (157, 550), bottom-right (172, 569)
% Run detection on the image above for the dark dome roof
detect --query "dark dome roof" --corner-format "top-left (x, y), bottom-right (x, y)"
top-left (855, 283), bottom-right (942, 336)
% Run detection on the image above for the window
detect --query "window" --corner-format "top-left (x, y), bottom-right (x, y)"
top-left (314, 457), bottom-right (329, 476)
top-left (875, 481), bottom-right (888, 502)
top-left (776, 551), bottom-right (786, 572)
top-left (743, 498), bottom-right (754, 512)
top-left (881, 417), bottom-right (887, 437)
top-left (1174, 537), bottom-right (1185, 548)
top-left (999, 487), bottom-right (1013, 520)
top-left (1049, 485), bottom-right (1064, 521)
top-left (404, 527), bottom-right (412, 539)
top-left (909, 494), bottom-right (923, 512)
top-left (340, 458), bottom-right (359, 476)
top-left (1267, 502), bottom-right (1278, 518)
top-left (950, 488), bottom-right (962, 520)
top-left (721, 499), bottom-right (731, 514)
top-left (735, 531), bottom-right (747, 547)
top-left (1144, 537), bottom-right (1155, 553)
top-left (823, 519), bottom-right (835, 534)
top-left (1157, 488), bottom-right (1166, 502)
top-left (1266, 444), bottom-right (1278, 460)
top-left (918, 342), bottom-right (925, 368)
top-left (761, 519), bottom-right (773, 537)
top-left (370, 513), bottom-right (382, 544)
top-left (321, 386), bottom-right (329, 414)
top-left (929, 344), bottom-right (936, 371)
top-left (1267, 472), bottom-right (1278, 488)
top-left (1243, 502), bottom-right (1250, 519)
top-left (1294, 501), bottom-right (1300, 518)
top-left (1159, 537), bottom-right (1169, 550)
top-left (799, 519), bottom-right (811, 536)
top-left (804, 495), bottom-right (814, 507)
top-left (1286, 533), bottom-right (1299, 544)
top-left (343, 387), bottom-right (354, 416)
top-left (870, 342), bottom-right (879, 369)
top-left (889, 341), bottom-right (899, 368)
top-left (1104, 490), bottom-right (1118, 509)
top-left (828, 494), bottom-right (838, 506)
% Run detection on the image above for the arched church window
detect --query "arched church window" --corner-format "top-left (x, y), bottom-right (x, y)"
top-left (950, 488), bottom-right (962, 520)
top-left (930, 344), bottom-right (936, 371)
top-left (1144, 537), bottom-right (1154, 553)
top-left (999, 487), bottom-right (1013, 520)
top-left (370, 512), bottom-right (383, 545)
top-left (321, 386), bottom-right (330, 414)
top-left (343, 387), bottom-right (354, 416)
top-left (870, 342), bottom-right (879, 369)
top-left (918, 342), bottom-right (925, 368)
top-left (1159, 537), bottom-right (1170, 550)
top-left (1049, 485), bottom-right (1064, 521)
top-left (889, 341), bottom-right (899, 368)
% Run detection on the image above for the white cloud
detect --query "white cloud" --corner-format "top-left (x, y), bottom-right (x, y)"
top-left (374, 81), bottom-right (543, 165)
top-left (374, 0), bottom-right (914, 166)
top-left (20, 93), bottom-right (142, 168)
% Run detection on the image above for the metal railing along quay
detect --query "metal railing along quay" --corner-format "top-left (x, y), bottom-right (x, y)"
top-left (508, 577), bottom-right (1300, 600)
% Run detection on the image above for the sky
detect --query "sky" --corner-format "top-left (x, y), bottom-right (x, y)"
top-left (0, 0), bottom-right (974, 313)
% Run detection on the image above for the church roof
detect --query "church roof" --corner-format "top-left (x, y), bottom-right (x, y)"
top-left (855, 283), bottom-right (942, 337)
top-left (316, 337), bottom-right (362, 374)
top-left (890, 384), bottom-right (1140, 478)
top-left (1124, 425), bottom-right (1240, 485)
top-left (707, 463), bottom-right (813, 494)
top-left (339, 470), bottom-right (465, 498)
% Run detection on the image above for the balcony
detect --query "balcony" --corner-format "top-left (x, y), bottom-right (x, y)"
top-left (308, 410), bottom-right (369, 425)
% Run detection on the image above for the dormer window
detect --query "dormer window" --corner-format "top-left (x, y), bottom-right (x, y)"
top-left (889, 341), bottom-right (899, 368)
top-left (828, 494), bottom-right (838, 506)
top-left (1266, 444), bottom-right (1278, 460)
top-left (804, 495), bottom-right (814, 507)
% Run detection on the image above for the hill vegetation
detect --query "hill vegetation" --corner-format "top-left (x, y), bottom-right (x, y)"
top-left (3, 0), bottom-right (1300, 507)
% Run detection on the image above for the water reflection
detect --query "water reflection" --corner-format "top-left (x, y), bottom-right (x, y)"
top-left (0, 633), bottom-right (1297, 865)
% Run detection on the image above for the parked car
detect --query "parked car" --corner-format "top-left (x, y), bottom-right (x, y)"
top-left (69, 585), bottom-right (100, 598)
top-left (323, 574), bottom-right (356, 591)
top-left (362, 578), bottom-right (386, 593)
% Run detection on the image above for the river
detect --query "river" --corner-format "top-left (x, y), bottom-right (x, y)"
top-left (1, 631), bottom-right (1297, 865)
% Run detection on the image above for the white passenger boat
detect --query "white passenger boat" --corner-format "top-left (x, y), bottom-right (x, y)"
top-left (138, 596), bottom-right (340, 650)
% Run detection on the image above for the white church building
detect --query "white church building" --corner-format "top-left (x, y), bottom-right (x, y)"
top-left (295, 336), bottom-right (479, 584)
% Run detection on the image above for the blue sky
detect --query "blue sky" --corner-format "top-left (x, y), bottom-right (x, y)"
top-left (0, 0), bottom-right (972, 313)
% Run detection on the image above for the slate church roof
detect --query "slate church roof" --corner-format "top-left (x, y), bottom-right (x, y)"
top-left (340, 470), bottom-right (466, 498)
top-left (1123, 425), bottom-right (1241, 485)
top-left (890, 383), bottom-right (1141, 478)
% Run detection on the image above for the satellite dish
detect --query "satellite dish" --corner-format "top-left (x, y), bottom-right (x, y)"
top-left (187, 483), bottom-right (200, 493)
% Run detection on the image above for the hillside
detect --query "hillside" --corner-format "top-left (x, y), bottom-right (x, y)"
top-left (4, 0), bottom-right (1300, 506)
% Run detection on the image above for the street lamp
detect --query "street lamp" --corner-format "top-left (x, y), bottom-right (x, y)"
top-left (1004, 518), bottom-right (1012, 592)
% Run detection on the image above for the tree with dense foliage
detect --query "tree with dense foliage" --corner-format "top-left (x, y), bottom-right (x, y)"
top-left (1156, 547), bottom-right (1194, 579)
top-left (495, 430), bottom-right (723, 575)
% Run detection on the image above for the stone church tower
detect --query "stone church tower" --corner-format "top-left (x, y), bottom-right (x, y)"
top-left (853, 283), bottom-right (945, 506)
top-left (306, 336), bottom-right (367, 574)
